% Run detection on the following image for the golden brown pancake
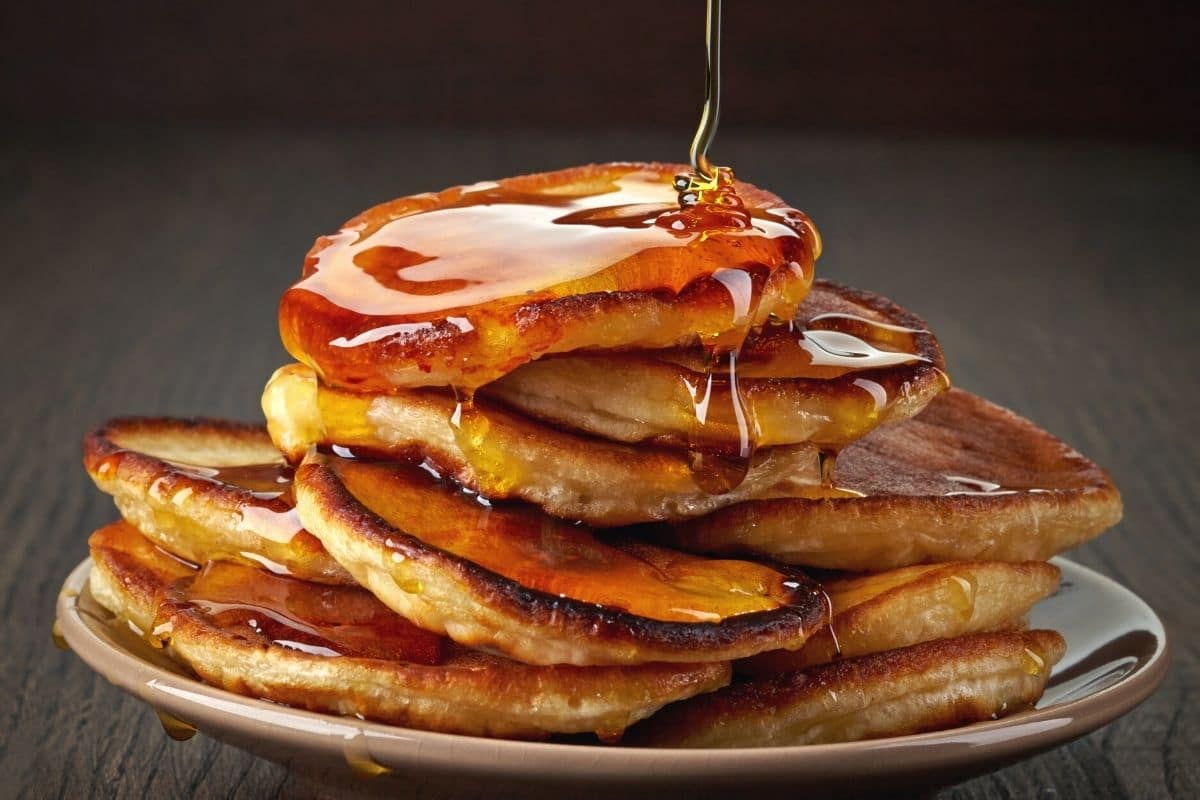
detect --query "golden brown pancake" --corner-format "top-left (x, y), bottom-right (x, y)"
top-left (88, 521), bottom-right (730, 740)
top-left (740, 560), bottom-right (1061, 675)
top-left (626, 629), bottom-right (1066, 748)
top-left (279, 163), bottom-right (820, 390)
top-left (293, 451), bottom-right (829, 666)
top-left (484, 280), bottom-right (948, 449)
top-left (264, 363), bottom-right (822, 526)
top-left (84, 418), bottom-right (351, 584)
top-left (659, 388), bottom-right (1122, 570)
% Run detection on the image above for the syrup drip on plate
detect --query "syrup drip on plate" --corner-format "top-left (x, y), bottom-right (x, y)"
top-left (156, 710), bottom-right (198, 742)
top-left (51, 619), bottom-right (70, 652)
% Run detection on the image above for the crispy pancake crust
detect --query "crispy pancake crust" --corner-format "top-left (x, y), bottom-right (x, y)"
top-left (280, 162), bottom-right (818, 390)
top-left (293, 454), bottom-right (829, 666)
top-left (88, 522), bottom-right (731, 740)
top-left (484, 280), bottom-right (948, 448)
top-left (740, 560), bottom-right (1061, 675)
top-left (660, 389), bottom-right (1122, 569)
top-left (626, 629), bottom-right (1066, 748)
top-left (83, 418), bottom-right (351, 584)
top-left (264, 363), bottom-right (822, 526)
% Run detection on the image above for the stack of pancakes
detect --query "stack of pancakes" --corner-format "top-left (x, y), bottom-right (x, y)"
top-left (81, 164), bottom-right (1121, 746)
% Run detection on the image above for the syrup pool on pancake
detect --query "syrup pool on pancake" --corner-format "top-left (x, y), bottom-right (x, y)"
top-left (279, 163), bottom-right (821, 391)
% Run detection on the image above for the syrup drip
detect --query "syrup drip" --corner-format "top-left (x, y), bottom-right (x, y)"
top-left (687, 0), bottom-right (722, 180)
top-left (946, 574), bottom-right (978, 621)
top-left (820, 588), bottom-right (842, 658)
top-left (156, 710), bottom-right (198, 741)
top-left (51, 619), bottom-right (70, 651)
top-left (448, 387), bottom-right (522, 496)
top-left (1022, 647), bottom-right (1046, 677)
top-left (683, 264), bottom-right (766, 493)
top-left (343, 732), bottom-right (392, 777)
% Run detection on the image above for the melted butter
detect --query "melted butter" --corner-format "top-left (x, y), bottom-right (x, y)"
top-left (177, 560), bottom-right (445, 664)
top-left (327, 455), bottom-right (815, 623)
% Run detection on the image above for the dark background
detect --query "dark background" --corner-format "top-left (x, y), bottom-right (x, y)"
top-left (3, 0), bottom-right (1197, 138)
top-left (2, 2), bottom-right (1197, 799)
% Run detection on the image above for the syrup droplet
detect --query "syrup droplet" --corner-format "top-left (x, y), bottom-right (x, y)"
top-left (946, 574), bottom-right (978, 621)
top-left (448, 388), bottom-right (523, 496)
top-left (1022, 647), bottom-right (1046, 676)
top-left (343, 732), bottom-right (392, 777)
top-left (156, 709), bottom-right (198, 741)
top-left (821, 589), bottom-right (842, 659)
top-left (51, 620), bottom-right (70, 652)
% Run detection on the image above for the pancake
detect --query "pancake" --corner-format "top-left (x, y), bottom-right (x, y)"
top-left (739, 560), bottom-right (1061, 676)
top-left (264, 363), bottom-right (822, 526)
top-left (84, 418), bottom-right (351, 584)
top-left (626, 629), bottom-right (1066, 748)
top-left (659, 388), bottom-right (1122, 570)
top-left (279, 163), bottom-right (820, 391)
top-left (88, 521), bottom-right (730, 740)
top-left (484, 280), bottom-right (948, 449)
top-left (293, 451), bottom-right (829, 666)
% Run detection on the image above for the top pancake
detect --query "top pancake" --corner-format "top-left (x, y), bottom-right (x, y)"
top-left (280, 163), bottom-right (820, 390)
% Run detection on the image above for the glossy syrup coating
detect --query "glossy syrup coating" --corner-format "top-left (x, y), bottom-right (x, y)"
top-left (280, 162), bottom-right (819, 390)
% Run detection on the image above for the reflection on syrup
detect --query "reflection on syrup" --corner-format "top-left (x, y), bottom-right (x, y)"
top-left (671, 286), bottom-right (940, 493)
top-left (326, 454), bottom-right (818, 623)
top-left (169, 461), bottom-right (305, 546)
top-left (943, 475), bottom-right (1021, 497)
top-left (947, 574), bottom-right (979, 621)
top-left (171, 560), bottom-right (445, 664)
top-left (165, 461), bottom-right (295, 502)
top-left (99, 447), bottom-right (305, 547)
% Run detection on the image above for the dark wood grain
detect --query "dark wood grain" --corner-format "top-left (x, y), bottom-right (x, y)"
top-left (1, 126), bottom-right (1195, 799)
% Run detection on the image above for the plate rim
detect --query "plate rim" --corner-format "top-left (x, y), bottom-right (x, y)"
top-left (56, 555), bottom-right (1171, 780)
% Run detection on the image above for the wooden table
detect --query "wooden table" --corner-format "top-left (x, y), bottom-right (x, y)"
top-left (3, 127), bottom-right (1195, 798)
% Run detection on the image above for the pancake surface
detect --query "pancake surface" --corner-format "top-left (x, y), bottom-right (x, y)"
top-left (660, 388), bottom-right (1122, 569)
top-left (740, 560), bottom-right (1061, 675)
top-left (280, 162), bottom-right (820, 390)
top-left (293, 452), bottom-right (829, 666)
top-left (484, 280), bottom-right (948, 449)
top-left (88, 521), bottom-right (731, 740)
top-left (627, 629), bottom-right (1066, 748)
top-left (263, 363), bottom-right (822, 526)
top-left (84, 418), bottom-right (350, 584)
